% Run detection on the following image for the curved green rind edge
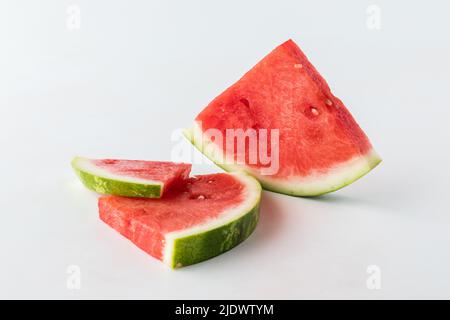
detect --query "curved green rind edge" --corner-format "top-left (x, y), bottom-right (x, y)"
top-left (262, 154), bottom-right (381, 197)
top-left (71, 158), bottom-right (162, 198)
top-left (170, 190), bottom-right (261, 269)
top-left (182, 127), bottom-right (382, 197)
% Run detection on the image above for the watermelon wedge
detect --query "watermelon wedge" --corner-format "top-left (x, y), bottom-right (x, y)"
top-left (71, 157), bottom-right (191, 198)
top-left (184, 39), bottom-right (381, 196)
top-left (99, 172), bottom-right (261, 268)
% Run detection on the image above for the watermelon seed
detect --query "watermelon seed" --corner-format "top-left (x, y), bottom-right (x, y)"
top-left (240, 98), bottom-right (250, 108)
top-left (294, 63), bottom-right (303, 69)
top-left (325, 99), bottom-right (332, 106)
top-left (197, 195), bottom-right (206, 200)
top-left (310, 107), bottom-right (319, 116)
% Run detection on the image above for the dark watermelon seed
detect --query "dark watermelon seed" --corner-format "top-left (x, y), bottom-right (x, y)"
top-left (240, 98), bottom-right (250, 108)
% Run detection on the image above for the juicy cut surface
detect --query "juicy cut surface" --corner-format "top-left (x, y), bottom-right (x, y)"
top-left (93, 159), bottom-right (191, 187)
top-left (196, 39), bottom-right (373, 177)
top-left (98, 173), bottom-right (246, 260)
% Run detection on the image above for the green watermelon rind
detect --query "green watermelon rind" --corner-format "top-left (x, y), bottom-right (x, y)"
top-left (163, 172), bottom-right (261, 268)
top-left (71, 156), bottom-right (163, 198)
top-left (183, 124), bottom-right (381, 197)
top-left (261, 153), bottom-right (381, 197)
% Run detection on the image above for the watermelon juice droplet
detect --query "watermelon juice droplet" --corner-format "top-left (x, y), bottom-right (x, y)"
top-left (310, 107), bottom-right (319, 116)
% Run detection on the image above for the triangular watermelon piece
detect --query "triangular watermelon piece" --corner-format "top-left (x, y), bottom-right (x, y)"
top-left (185, 39), bottom-right (381, 196)
top-left (72, 157), bottom-right (191, 198)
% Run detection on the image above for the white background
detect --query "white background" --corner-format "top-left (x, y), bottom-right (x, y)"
top-left (1, 0), bottom-right (449, 299)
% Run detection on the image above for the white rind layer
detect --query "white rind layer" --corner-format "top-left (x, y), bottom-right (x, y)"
top-left (72, 156), bottom-right (163, 186)
top-left (184, 121), bottom-right (381, 197)
top-left (162, 172), bottom-right (261, 267)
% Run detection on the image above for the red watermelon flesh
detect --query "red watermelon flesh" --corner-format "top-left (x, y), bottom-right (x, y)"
top-left (98, 172), bottom-right (261, 268)
top-left (188, 39), bottom-right (381, 196)
top-left (72, 157), bottom-right (192, 198)
top-left (93, 159), bottom-right (191, 190)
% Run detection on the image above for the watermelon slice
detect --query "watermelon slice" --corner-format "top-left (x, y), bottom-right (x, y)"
top-left (184, 39), bottom-right (381, 196)
top-left (99, 172), bottom-right (261, 268)
top-left (72, 157), bottom-right (191, 198)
